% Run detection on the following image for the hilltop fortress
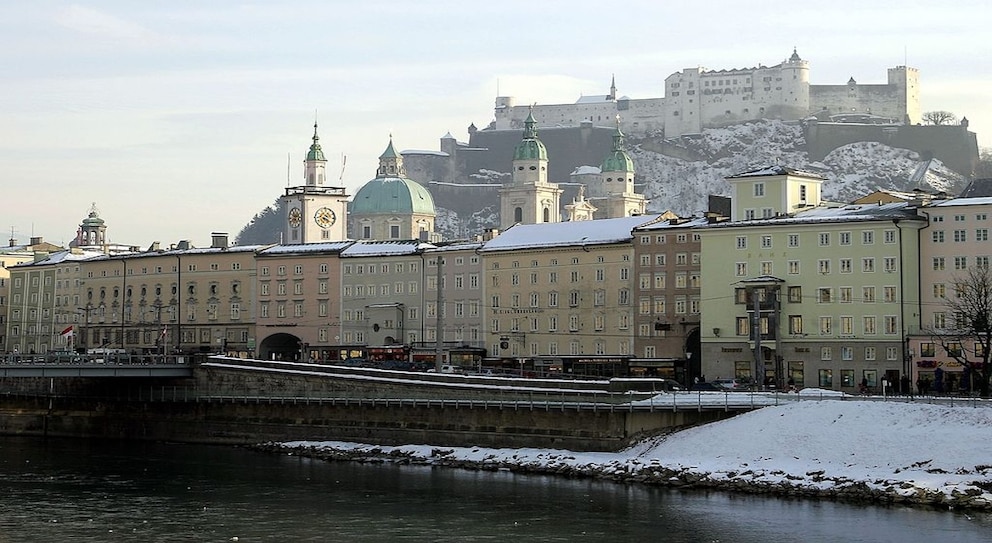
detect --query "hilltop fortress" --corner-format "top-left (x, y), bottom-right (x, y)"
top-left (492, 49), bottom-right (920, 137)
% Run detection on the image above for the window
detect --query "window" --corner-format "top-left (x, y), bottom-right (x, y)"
top-left (760, 262), bottom-right (773, 275)
top-left (840, 259), bottom-right (852, 273)
top-left (839, 287), bottom-right (852, 303)
top-left (787, 234), bottom-right (799, 248)
top-left (978, 229), bottom-right (989, 241)
top-left (862, 231), bottom-right (874, 245)
top-left (819, 369), bottom-right (833, 388)
top-left (821, 346), bottom-right (832, 361)
top-left (883, 286), bottom-right (896, 302)
top-left (818, 288), bottom-right (832, 303)
top-left (818, 259), bottom-right (830, 274)
top-left (736, 317), bottom-right (749, 336)
top-left (788, 286), bottom-right (802, 303)
top-left (819, 316), bottom-right (832, 335)
top-left (736, 263), bottom-right (747, 276)
top-left (788, 261), bottom-right (800, 275)
top-left (760, 235), bottom-right (772, 248)
top-left (954, 230), bottom-right (967, 242)
top-left (736, 236), bottom-right (747, 249)
top-left (839, 232), bottom-right (851, 245)
top-left (841, 346), bottom-right (853, 360)
top-left (883, 257), bottom-right (896, 273)
top-left (955, 256), bottom-right (968, 270)
top-left (884, 230), bottom-right (896, 243)
top-left (933, 283), bottom-right (946, 298)
top-left (818, 232), bottom-right (830, 246)
top-left (884, 316), bottom-right (898, 334)
top-left (863, 316), bottom-right (876, 335)
top-left (754, 182), bottom-right (764, 196)
top-left (933, 257), bottom-right (945, 271)
top-left (862, 286), bottom-right (876, 303)
top-left (840, 316), bottom-right (853, 335)
top-left (933, 231), bottom-right (945, 242)
top-left (862, 257), bottom-right (875, 272)
top-left (788, 315), bottom-right (803, 334)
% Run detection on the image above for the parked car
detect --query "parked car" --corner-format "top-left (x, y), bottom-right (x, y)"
top-left (690, 381), bottom-right (722, 391)
top-left (713, 378), bottom-right (745, 390)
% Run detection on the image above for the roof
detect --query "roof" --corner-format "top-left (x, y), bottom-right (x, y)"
top-left (350, 177), bottom-right (436, 215)
top-left (11, 248), bottom-right (105, 268)
top-left (479, 215), bottom-right (663, 252)
top-left (726, 165), bottom-right (826, 180)
top-left (258, 242), bottom-right (354, 256)
top-left (634, 216), bottom-right (712, 231)
top-left (306, 123), bottom-right (325, 161)
top-left (930, 197), bottom-right (992, 208)
top-left (600, 125), bottom-right (634, 173)
top-left (340, 240), bottom-right (434, 258)
top-left (700, 202), bottom-right (925, 229)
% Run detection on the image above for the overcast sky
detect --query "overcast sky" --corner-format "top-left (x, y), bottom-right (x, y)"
top-left (2, 1), bottom-right (989, 248)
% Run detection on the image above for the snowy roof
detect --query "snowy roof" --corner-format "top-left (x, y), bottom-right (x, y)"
top-left (426, 241), bottom-right (484, 253)
top-left (340, 240), bottom-right (434, 258)
top-left (634, 216), bottom-right (711, 231)
top-left (479, 215), bottom-right (663, 252)
top-left (400, 149), bottom-right (449, 157)
top-left (726, 165), bottom-right (826, 180)
top-left (571, 165), bottom-right (601, 175)
top-left (11, 248), bottom-right (104, 267)
top-left (575, 94), bottom-right (612, 104)
top-left (259, 242), bottom-right (353, 256)
top-left (703, 202), bottom-right (924, 229)
top-left (931, 197), bottom-right (992, 208)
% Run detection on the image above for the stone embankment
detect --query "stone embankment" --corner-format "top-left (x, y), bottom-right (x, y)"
top-left (251, 441), bottom-right (992, 512)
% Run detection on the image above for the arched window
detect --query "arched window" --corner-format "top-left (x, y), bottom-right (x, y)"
top-left (543, 208), bottom-right (550, 222)
top-left (514, 207), bottom-right (523, 223)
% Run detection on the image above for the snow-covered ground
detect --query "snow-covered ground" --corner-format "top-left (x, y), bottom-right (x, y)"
top-left (275, 395), bottom-right (992, 510)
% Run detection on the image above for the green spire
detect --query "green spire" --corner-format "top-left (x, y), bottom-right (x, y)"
top-left (306, 122), bottom-right (326, 161)
top-left (513, 107), bottom-right (548, 161)
top-left (379, 134), bottom-right (399, 159)
top-left (600, 117), bottom-right (635, 173)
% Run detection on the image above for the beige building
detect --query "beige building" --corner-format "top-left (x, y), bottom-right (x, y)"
top-left (254, 241), bottom-right (350, 361)
top-left (911, 197), bottom-right (992, 391)
top-left (479, 215), bottom-right (661, 376)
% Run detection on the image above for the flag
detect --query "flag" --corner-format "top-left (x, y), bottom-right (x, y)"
top-left (60, 325), bottom-right (74, 338)
top-left (160, 326), bottom-right (168, 339)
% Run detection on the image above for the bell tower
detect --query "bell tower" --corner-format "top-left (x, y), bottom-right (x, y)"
top-left (499, 109), bottom-right (562, 229)
top-left (280, 122), bottom-right (350, 244)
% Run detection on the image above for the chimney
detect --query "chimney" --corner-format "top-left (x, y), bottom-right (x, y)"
top-left (148, 241), bottom-right (160, 252)
top-left (211, 232), bottom-right (229, 249)
top-left (29, 236), bottom-right (42, 246)
top-left (176, 240), bottom-right (191, 251)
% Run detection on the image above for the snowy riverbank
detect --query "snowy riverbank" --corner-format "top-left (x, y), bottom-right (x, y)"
top-left (261, 396), bottom-right (992, 511)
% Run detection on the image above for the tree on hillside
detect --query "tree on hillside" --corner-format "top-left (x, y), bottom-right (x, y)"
top-left (928, 266), bottom-right (992, 397)
top-left (922, 110), bottom-right (958, 126)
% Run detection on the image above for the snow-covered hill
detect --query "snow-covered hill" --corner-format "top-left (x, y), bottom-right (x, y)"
top-left (629, 120), bottom-right (966, 217)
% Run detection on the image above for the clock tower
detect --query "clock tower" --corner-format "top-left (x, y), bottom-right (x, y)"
top-left (280, 122), bottom-right (350, 244)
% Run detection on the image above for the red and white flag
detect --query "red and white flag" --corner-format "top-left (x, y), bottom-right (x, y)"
top-left (60, 325), bottom-right (74, 338)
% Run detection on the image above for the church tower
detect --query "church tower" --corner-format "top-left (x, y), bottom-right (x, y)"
top-left (499, 109), bottom-right (563, 229)
top-left (280, 122), bottom-right (350, 244)
top-left (597, 119), bottom-right (646, 218)
top-left (70, 203), bottom-right (108, 249)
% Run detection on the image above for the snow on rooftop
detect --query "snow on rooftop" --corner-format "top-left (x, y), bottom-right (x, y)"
top-left (341, 240), bottom-right (435, 257)
top-left (480, 215), bottom-right (662, 252)
top-left (932, 197), bottom-right (992, 207)
top-left (727, 165), bottom-right (826, 179)
top-left (571, 165), bottom-right (601, 175)
top-left (401, 149), bottom-right (449, 157)
top-left (259, 242), bottom-right (353, 255)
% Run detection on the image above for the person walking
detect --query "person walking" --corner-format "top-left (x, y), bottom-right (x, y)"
top-left (901, 375), bottom-right (912, 398)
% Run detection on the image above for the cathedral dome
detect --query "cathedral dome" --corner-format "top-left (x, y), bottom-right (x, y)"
top-left (513, 110), bottom-right (548, 161)
top-left (600, 125), bottom-right (635, 173)
top-left (350, 177), bottom-right (436, 215)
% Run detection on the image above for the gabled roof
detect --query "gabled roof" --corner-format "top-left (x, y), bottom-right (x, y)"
top-left (726, 165), bottom-right (826, 180)
top-left (479, 215), bottom-right (663, 252)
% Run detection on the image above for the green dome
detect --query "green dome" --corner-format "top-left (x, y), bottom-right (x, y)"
top-left (306, 122), bottom-right (326, 161)
top-left (81, 210), bottom-right (105, 226)
top-left (351, 177), bottom-right (436, 215)
top-left (601, 125), bottom-right (635, 173)
top-left (513, 110), bottom-right (548, 161)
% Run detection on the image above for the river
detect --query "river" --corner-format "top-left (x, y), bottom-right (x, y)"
top-left (0, 437), bottom-right (988, 542)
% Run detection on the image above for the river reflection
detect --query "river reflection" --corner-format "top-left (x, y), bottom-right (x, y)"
top-left (0, 437), bottom-right (988, 542)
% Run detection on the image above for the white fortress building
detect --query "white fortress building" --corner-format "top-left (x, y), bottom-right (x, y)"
top-left (492, 49), bottom-right (919, 138)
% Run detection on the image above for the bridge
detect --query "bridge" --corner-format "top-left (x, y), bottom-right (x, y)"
top-left (0, 354), bottom-right (193, 378)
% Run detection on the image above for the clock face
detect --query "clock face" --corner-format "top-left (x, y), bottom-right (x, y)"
top-left (288, 207), bottom-right (302, 228)
top-left (314, 206), bottom-right (336, 228)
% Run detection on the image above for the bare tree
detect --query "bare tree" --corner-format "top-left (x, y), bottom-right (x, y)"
top-left (975, 147), bottom-right (992, 179)
top-left (922, 110), bottom-right (958, 126)
top-left (929, 266), bottom-right (992, 397)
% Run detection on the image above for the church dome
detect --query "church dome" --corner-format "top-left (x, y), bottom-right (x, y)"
top-left (600, 125), bottom-right (635, 173)
top-left (81, 210), bottom-right (105, 227)
top-left (513, 110), bottom-right (548, 161)
top-left (350, 177), bottom-right (436, 215)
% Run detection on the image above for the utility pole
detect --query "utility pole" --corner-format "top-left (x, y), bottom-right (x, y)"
top-left (752, 289), bottom-right (765, 388)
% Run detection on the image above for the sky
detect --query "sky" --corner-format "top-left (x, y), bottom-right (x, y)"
top-left (2, 1), bottom-right (990, 248)
top-left (282, 392), bottom-right (992, 512)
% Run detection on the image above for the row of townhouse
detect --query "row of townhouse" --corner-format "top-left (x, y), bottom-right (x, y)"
top-left (6, 169), bottom-right (991, 391)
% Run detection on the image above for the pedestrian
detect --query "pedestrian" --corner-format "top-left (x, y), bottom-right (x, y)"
top-left (901, 375), bottom-right (912, 398)
top-left (860, 376), bottom-right (869, 395)
top-left (787, 376), bottom-right (796, 392)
